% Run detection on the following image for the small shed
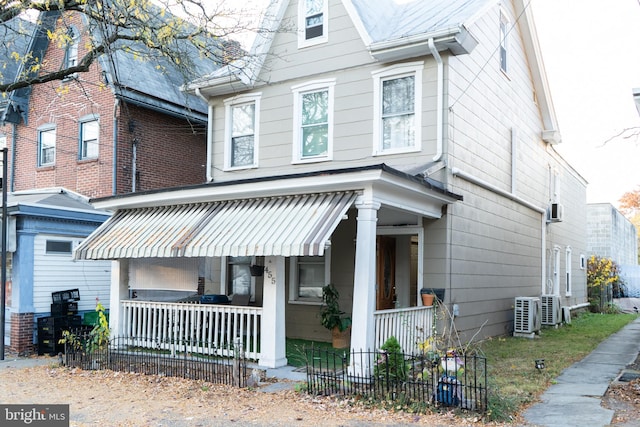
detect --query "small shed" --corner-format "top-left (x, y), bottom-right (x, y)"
top-left (2, 188), bottom-right (111, 355)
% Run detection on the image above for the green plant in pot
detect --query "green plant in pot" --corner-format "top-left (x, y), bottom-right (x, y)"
top-left (320, 283), bottom-right (352, 348)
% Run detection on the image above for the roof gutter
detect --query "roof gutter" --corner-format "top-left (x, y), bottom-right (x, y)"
top-left (428, 38), bottom-right (444, 162)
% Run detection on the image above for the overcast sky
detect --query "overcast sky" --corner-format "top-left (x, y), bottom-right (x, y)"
top-left (530, 0), bottom-right (640, 207)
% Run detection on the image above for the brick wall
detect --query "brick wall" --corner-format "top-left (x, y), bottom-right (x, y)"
top-left (8, 12), bottom-right (207, 198)
top-left (9, 312), bottom-right (35, 356)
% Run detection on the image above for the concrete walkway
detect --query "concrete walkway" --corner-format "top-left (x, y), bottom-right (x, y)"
top-left (523, 317), bottom-right (640, 427)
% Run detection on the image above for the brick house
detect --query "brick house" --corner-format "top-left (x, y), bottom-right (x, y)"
top-left (0, 11), bottom-right (219, 355)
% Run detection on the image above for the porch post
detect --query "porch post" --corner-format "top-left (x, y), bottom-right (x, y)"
top-left (259, 256), bottom-right (287, 368)
top-left (108, 260), bottom-right (128, 338)
top-left (350, 199), bottom-right (380, 375)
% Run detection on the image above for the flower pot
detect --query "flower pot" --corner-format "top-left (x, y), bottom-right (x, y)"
top-left (421, 293), bottom-right (435, 306)
top-left (249, 265), bottom-right (264, 277)
top-left (332, 326), bottom-right (350, 349)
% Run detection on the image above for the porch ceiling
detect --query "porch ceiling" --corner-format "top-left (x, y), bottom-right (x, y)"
top-left (74, 192), bottom-right (356, 260)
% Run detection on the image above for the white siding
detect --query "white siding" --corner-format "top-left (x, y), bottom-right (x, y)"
top-left (33, 234), bottom-right (112, 313)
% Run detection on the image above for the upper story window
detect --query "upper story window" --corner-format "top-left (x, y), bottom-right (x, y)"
top-left (0, 134), bottom-right (6, 149)
top-left (38, 126), bottom-right (56, 167)
top-left (79, 117), bottom-right (99, 160)
top-left (499, 10), bottom-right (509, 74)
top-left (292, 79), bottom-right (334, 163)
top-left (372, 62), bottom-right (423, 155)
top-left (298, 0), bottom-right (328, 48)
top-left (65, 26), bottom-right (79, 72)
top-left (224, 94), bottom-right (260, 170)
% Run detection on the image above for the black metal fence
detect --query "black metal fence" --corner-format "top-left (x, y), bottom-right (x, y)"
top-left (304, 347), bottom-right (487, 412)
top-left (64, 332), bottom-right (247, 387)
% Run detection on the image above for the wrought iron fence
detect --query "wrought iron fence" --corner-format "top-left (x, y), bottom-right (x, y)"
top-left (304, 347), bottom-right (488, 412)
top-left (63, 331), bottom-right (247, 387)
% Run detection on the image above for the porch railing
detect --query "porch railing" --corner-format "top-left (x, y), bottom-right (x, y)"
top-left (374, 306), bottom-right (433, 354)
top-left (120, 300), bottom-right (262, 360)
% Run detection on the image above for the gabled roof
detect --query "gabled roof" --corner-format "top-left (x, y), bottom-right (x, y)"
top-left (1, 9), bottom-right (223, 125)
top-left (188, 0), bottom-right (559, 139)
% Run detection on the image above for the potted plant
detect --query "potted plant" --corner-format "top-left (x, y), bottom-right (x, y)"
top-left (320, 283), bottom-right (352, 348)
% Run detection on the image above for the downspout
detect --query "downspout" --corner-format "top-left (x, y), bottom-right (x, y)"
top-left (195, 88), bottom-right (213, 182)
top-left (132, 138), bottom-right (137, 193)
top-left (112, 99), bottom-right (120, 195)
top-left (451, 168), bottom-right (547, 292)
top-left (10, 123), bottom-right (17, 192)
top-left (428, 38), bottom-right (444, 162)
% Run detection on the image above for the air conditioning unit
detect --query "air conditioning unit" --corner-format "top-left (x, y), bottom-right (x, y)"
top-left (548, 203), bottom-right (564, 222)
top-left (541, 295), bottom-right (562, 325)
top-left (514, 297), bottom-right (541, 337)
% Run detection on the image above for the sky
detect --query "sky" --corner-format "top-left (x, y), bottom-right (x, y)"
top-left (530, 0), bottom-right (640, 208)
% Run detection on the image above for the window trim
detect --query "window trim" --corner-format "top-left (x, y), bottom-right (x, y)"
top-left (372, 62), bottom-right (423, 156)
top-left (499, 9), bottom-right (509, 74)
top-left (291, 79), bottom-right (335, 163)
top-left (79, 115), bottom-right (99, 160)
top-left (565, 246), bottom-right (572, 296)
top-left (0, 134), bottom-right (6, 150)
top-left (37, 125), bottom-right (56, 167)
top-left (288, 247), bottom-right (331, 305)
top-left (223, 93), bottom-right (261, 171)
top-left (298, 0), bottom-right (328, 48)
top-left (45, 239), bottom-right (73, 255)
top-left (222, 256), bottom-right (256, 301)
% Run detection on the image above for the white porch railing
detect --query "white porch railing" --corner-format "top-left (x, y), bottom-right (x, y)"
top-left (120, 300), bottom-right (262, 360)
top-left (374, 306), bottom-right (433, 354)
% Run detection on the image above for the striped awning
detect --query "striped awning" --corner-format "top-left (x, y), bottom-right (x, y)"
top-left (74, 191), bottom-right (357, 260)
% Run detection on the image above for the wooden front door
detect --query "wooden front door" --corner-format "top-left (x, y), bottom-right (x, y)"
top-left (376, 236), bottom-right (396, 310)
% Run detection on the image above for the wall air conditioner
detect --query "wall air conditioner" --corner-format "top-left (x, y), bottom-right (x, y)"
top-left (540, 295), bottom-right (562, 325)
top-left (548, 203), bottom-right (564, 222)
top-left (514, 297), bottom-right (541, 337)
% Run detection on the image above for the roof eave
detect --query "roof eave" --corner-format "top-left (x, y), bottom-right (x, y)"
top-left (368, 27), bottom-right (478, 62)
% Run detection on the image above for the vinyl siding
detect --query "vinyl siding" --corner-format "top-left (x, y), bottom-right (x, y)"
top-left (33, 234), bottom-right (111, 314)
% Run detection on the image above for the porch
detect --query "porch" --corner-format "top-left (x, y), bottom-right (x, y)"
top-left (118, 300), bottom-right (433, 361)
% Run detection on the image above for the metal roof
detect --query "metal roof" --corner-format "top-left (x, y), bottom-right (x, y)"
top-left (74, 191), bottom-right (357, 260)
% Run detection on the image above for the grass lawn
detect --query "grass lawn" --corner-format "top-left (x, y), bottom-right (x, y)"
top-left (285, 338), bottom-right (334, 367)
top-left (475, 312), bottom-right (639, 420)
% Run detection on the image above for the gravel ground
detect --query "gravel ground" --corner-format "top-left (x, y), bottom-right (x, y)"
top-left (1, 354), bottom-right (638, 427)
top-left (0, 358), bottom-right (506, 427)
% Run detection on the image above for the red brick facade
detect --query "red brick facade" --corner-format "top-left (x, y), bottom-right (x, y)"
top-left (0, 13), bottom-right (208, 355)
top-left (9, 312), bottom-right (35, 356)
top-left (0, 12), bottom-right (207, 198)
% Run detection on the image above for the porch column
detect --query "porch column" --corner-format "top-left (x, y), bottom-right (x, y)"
top-left (108, 260), bottom-right (128, 337)
top-left (350, 199), bottom-right (380, 374)
top-left (259, 256), bottom-right (287, 368)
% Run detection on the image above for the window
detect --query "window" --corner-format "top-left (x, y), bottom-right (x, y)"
top-left (38, 126), bottom-right (56, 166)
top-left (292, 79), bottom-right (334, 162)
top-left (65, 27), bottom-right (79, 67)
top-left (289, 249), bottom-right (330, 303)
top-left (372, 63), bottom-right (423, 155)
top-left (46, 240), bottom-right (72, 255)
top-left (552, 245), bottom-right (560, 296)
top-left (565, 246), bottom-right (572, 296)
top-left (80, 118), bottom-right (99, 159)
top-left (298, 0), bottom-right (327, 47)
top-left (224, 94), bottom-right (260, 170)
top-left (0, 134), bottom-right (6, 149)
top-left (499, 11), bottom-right (509, 73)
top-left (225, 256), bottom-right (253, 298)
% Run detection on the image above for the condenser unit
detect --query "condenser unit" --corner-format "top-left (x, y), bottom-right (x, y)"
top-left (541, 295), bottom-right (562, 325)
top-left (514, 297), bottom-right (541, 337)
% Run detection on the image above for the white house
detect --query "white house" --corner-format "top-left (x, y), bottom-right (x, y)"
top-left (75, 0), bottom-right (588, 369)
